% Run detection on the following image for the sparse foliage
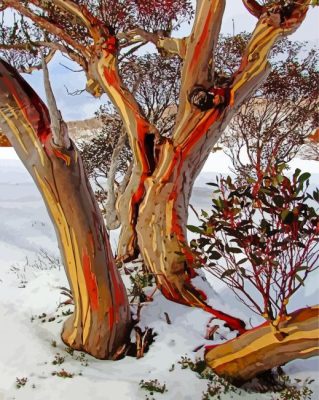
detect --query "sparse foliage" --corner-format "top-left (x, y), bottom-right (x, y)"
top-left (190, 167), bottom-right (319, 324)
top-left (219, 36), bottom-right (319, 182)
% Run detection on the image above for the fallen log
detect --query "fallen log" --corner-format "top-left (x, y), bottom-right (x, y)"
top-left (205, 305), bottom-right (319, 382)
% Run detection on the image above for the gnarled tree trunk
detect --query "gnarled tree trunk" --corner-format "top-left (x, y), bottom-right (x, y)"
top-left (136, 125), bottom-right (248, 332)
top-left (0, 60), bottom-right (131, 360)
top-left (111, 0), bottom-right (310, 332)
top-left (205, 305), bottom-right (319, 382)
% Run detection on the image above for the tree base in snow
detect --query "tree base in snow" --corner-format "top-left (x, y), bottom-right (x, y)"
top-left (205, 306), bottom-right (319, 382)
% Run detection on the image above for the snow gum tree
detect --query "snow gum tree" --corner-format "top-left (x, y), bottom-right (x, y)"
top-left (0, 59), bottom-right (131, 359)
top-left (0, 0), bottom-right (318, 374)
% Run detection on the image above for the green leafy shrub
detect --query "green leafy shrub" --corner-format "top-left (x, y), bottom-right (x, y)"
top-left (189, 167), bottom-right (319, 325)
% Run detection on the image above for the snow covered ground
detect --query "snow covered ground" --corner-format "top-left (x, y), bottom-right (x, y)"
top-left (0, 150), bottom-right (318, 400)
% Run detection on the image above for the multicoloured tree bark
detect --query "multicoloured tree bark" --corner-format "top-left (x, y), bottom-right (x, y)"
top-left (0, 59), bottom-right (131, 359)
top-left (0, 1), bottom-right (313, 333)
top-left (205, 306), bottom-right (319, 381)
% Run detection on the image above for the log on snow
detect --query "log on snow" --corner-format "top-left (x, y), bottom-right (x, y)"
top-left (205, 305), bottom-right (319, 381)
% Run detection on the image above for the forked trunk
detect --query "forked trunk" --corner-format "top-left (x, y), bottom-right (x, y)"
top-left (136, 140), bottom-right (246, 333)
top-left (0, 60), bottom-right (131, 359)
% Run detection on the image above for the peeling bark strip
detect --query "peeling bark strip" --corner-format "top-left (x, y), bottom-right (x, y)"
top-left (0, 60), bottom-right (131, 359)
top-left (205, 306), bottom-right (319, 381)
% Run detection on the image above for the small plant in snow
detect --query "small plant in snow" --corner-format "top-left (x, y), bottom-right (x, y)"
top-left (61, 308), bottom-right (73, 317)
top-left (75, 352), bottom-right (89, 367)
top-left (52, 353), bottom-right (65, 365)
top-left (9, 264), bottom-right (27, 288)
top-left (271, 376), bottom-right (314, 400)
top-left (178, 356), bottom-right (239, 398)
top-left (65, 346), bottom-right (74, 356)
top-left (63, 347), bottom-right (89, 366)
top-left (178, 356), bottom-right (206, 374)
top-left (128, 266), bottom-right (155, 304)
top-left (52, 369), bottom-right (74, 378)
top-left (16, 377), bottom-right (27, 389)
top-left (139, 379), bottom-right (167, 394)
top-left (27, 249), bottom-right (61, 271)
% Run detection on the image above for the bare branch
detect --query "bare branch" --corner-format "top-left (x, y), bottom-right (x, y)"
top-left (3, 0), bottom-right (91, 59)
top-left (104, 127), bottom-right (127, 230)
top-left (24, 48), bottom-right (56, 74)
top-left (119, 28), bottom-right (187, 59)
top-left (118, 42), bottom-right (147, 62)
top-left (59, 63), bottom-right (83, 73)
top-left (64, 85), bottom-right (86, 96)
top-left (119, 160), bottom-right (133, 194)
top-left (52, 0), bottom-right (111, 41)
top-left (41, 52), bottom-right (70, 149)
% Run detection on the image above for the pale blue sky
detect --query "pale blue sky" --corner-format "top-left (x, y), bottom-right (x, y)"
top-left (19, 2), bottom-right (318, 121)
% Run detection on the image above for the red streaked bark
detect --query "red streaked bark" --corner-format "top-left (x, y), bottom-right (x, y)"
top-left (0, 59), bottom-right (131, 359)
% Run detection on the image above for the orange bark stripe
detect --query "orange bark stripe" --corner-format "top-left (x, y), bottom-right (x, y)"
top-left (102, 232), bottom-right (126, 308)
top-left (190, 7), bottom-right (213, 72)
top-left (102, 65), bottom-right (150, 207)
top-left (103, 64), bottom-right (120, 90)
top-left (182, 110), bottom-right (221, 156)
top-left (82, 248), bottom-right (99, 311)
top-left (1, 68), bottom-right (50, 144)
top-left (52, 147), bottom-right (71, 166)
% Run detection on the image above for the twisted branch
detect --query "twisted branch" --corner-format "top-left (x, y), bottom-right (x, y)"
top-left (242, 0), bottom-right (263, 18)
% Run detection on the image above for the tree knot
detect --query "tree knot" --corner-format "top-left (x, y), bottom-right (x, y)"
top-left (188, 85), bottom-right (229, 111)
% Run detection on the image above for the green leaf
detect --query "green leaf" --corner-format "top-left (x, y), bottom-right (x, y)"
top-left (277, 163), bottom-right (287, 173)
top-left (239, 267), bottom-right (247, 277)
top-left (206, 182), bottom-right (218, 187)
top-left (225, 244), bottom-right (242, 254)
top-left (293, 168), bottom-right (301, 178)
top-left (186, 225), bottom-right (203, 234)
top-left (209, 251), bottom-right (222, 260)
top-left (295, 274), bottom-right (305, 286)
top-left (213, 198), bottom-right (223, 209)
top-left (221, 269), bottom-right (237, 279)
top-left (251, 254), bottom-right (263, 266)
top-left (280, 209), bottom-right (294, 224)
top-left (201, 210), bottom-right (208, 218)
top-left (273, 195), bottom-right (285, 208)
top-left (298, 172), bottom-right (311, 184)
top-left (205, 225), bottom-right (214, 235)
top-left (295, 266), bottom-right (308, 271)
top-left (237, 258), bottom-right (248, 265)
